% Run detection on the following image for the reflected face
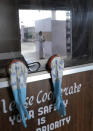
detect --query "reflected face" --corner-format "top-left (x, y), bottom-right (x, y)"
top-left (39, 31), bottom-right (42, 36)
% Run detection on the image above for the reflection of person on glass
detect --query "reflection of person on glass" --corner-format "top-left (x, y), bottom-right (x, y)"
top-left (39, 31), bottom-right (45, 59)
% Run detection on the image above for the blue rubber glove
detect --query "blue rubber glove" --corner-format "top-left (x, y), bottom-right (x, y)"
top-left (51, 57), bottom-right (66, 117)
top-left (9, 61), bottom-right (31, 128)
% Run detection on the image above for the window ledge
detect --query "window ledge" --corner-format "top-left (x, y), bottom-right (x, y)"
top-left (0, 63), bottom-right (93, 88)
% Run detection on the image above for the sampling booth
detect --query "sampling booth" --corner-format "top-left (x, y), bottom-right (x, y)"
top-left (0, 0), bottom-right (93, 131)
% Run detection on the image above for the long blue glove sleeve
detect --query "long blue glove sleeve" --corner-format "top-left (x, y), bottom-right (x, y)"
top-left (9, 61), bottom-right (31, 128)
top-left (51, 57), bottom-right (66, 117)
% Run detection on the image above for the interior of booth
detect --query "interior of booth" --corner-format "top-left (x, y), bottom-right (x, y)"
top-left (0, 0), bottom-right (93, 77)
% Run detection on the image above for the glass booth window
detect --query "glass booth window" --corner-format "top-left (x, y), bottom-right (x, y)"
top-left (19, 9), bottom-right (72, 71)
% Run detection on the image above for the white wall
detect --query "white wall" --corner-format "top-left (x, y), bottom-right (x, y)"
top-left (35, 19), bottom-right (67, 59)
top-left (35, 18), bottom-right (52, 32)
top-left (52, 20), bottom-right (67, 56)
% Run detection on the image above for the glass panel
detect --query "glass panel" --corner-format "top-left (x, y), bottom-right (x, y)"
top-left (19, 9), bottom-right (72, 71)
